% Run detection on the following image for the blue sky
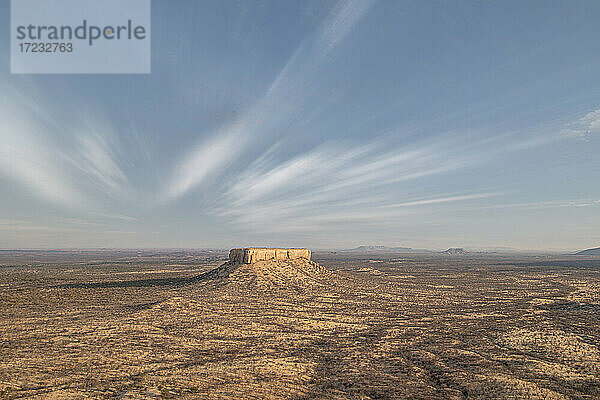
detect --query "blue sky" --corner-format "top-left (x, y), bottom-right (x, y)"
top-left (1, 0), bottom-right (599, 250)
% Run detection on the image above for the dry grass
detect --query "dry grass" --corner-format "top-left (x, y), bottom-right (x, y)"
top-left (0, 250), bottom-right (599, 399)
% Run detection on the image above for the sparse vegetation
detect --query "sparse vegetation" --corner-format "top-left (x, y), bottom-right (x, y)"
top-left (0, 250), bottom-right (599, 399)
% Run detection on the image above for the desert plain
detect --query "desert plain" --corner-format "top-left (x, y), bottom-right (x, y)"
top-left (0, 248), bottom-right (599, 399)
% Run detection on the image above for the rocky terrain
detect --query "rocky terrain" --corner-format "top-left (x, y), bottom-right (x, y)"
top-left (1, 249), bottom-right (599, 399)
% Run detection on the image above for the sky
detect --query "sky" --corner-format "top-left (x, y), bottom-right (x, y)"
top-left (1, 0), bottom-right (599, 251)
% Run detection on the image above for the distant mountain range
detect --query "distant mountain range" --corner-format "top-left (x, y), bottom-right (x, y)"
top-left (575, 247), bottom-right (600, 255)
top-left (341, 245), bottom-right (431, 253)
top-left (442, 248), bottom-right (467, 255)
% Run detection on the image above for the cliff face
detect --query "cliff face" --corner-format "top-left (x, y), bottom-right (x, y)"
top-left (229, 248), bottom-right (311, 264)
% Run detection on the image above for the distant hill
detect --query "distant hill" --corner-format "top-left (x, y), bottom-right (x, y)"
top-left (442, 248), bottom-right (467, 255)
top-left (575, 247), bottom-right (600, 255)
top-left (341, 245), bottom-right (431, 253)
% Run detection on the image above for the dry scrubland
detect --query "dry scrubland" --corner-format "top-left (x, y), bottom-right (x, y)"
top-left (0, 249), bottom-right (599, 399)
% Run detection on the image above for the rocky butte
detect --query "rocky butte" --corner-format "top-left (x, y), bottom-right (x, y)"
top-left (204, 247), bottom-right (325, 291)
top-left (229, 248), bottom-right (311, 264)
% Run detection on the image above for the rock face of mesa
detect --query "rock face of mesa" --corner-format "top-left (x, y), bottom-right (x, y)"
top-left (229, 248), bottom-right (311, 264)
top-left (200, 248), bottom-right (330, 291)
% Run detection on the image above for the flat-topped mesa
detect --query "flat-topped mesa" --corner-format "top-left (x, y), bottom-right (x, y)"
top-left (229, 248), bottom-right (311, 264)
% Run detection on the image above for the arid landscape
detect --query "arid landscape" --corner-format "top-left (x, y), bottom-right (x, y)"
top-left (1, 249), bottom-right (599, 399)
top-left (3, 1), bottom-right (600, 399)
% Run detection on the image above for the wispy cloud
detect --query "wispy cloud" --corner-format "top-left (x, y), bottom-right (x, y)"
top-left (315, 0), bottom-right (375, 52)
top-left (71, 125), bottom-right (131, 201)
top-left (210, 138), bottom-right (499, 232)
top-left (162, 0), bottom-right (375, 202)
top-left (161, 129), bottom-right (242, 202)
top-left (380, 193), bottom-right (500, 209)
top-left (0, 89), bottom-right (85, 206)
top-left (562, 108), bottom-right (600, 139)
top-left (0, 218), bottom-right (80, 233)
top-left (475, 198), bottom-right (600, 211)
top-left (0, 81), bottom-right (132, 207)
top-left (88, 211), bottom-right (138, 221)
